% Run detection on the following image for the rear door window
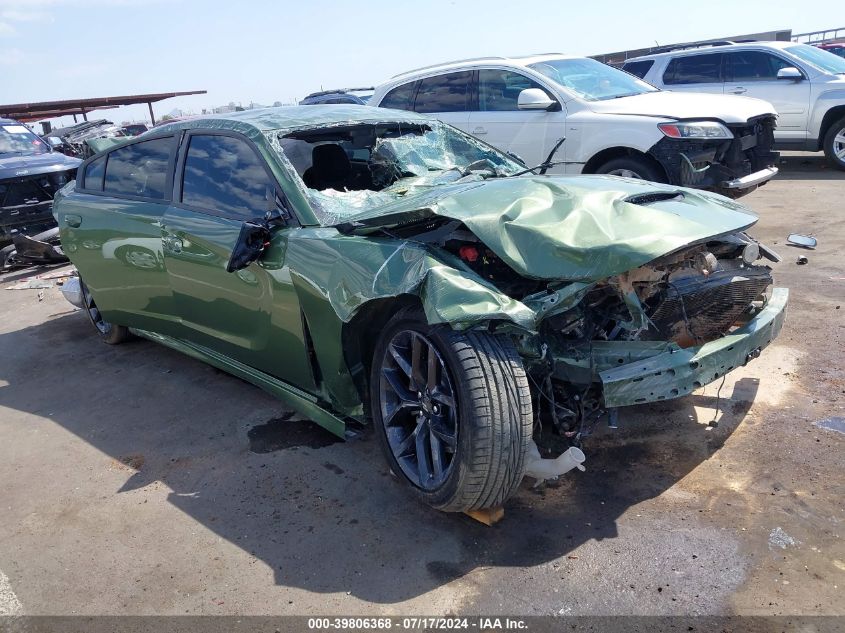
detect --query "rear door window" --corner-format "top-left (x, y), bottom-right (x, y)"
top-left (413, 71), bottom-right (472, 113)
top-left (477, 69), bottom-right (549, 111)
top-left (181, 134), bottom-right (273, 219)
top-left (621, 60), bottom-right (655, 79)
top-left (663, 53), bottom-right (724, 85)
top-left (103, 136), bottom-right (175, 200)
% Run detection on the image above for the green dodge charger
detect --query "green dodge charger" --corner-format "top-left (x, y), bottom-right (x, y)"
top-left (55, 106), bottom-right (788, 512)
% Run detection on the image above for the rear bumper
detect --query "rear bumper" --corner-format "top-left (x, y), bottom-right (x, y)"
top-left (598, 287), bottom-right (788, 408)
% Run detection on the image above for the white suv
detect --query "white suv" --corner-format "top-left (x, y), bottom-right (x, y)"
top-left (623, 41), bottom-right (845, 170)
top-left (370, 54), bottom-right (779, 197)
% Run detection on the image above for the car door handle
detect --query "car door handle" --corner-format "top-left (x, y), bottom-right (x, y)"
top-left (729, 87), bottom-right (747, 94)
top-left (472, 127), bottom-right (488, 135)
top-left (64, 214), bottom-right (82, 228)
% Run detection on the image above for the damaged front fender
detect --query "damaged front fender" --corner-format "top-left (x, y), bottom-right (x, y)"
top-left (283, 229), bottom-right (543, 415)
top-left (286, 230), bottom-right (539, 332)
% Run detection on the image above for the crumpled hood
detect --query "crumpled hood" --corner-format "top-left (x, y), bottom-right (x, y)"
top-left (587, 90), bottom-right (776, 123)
top-left (342, 175), bottom-right (758, 282)
top-left (0, 152), bottom-right (81, 181)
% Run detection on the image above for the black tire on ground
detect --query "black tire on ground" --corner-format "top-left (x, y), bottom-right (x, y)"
top-left (595, 155), bottom-right (666, 182)
top-left (822, 116), bottom-right (845, 171)
top-left (80, 279), bottom-right (132, 345)
top-left (0, 245), bottom-right (19, 270)
top-left (370, 308), bottom-right (533, 512)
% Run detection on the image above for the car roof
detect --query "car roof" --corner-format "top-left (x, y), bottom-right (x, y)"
top-left (0, 117), bottom-right (22, 126)
top-left (153, 105), bottom-right (429, 137)
top-left (299, 93), bottom-right (367, 105)
top-left (389, 53), bottom-right (579, 79)
top-left (626, 40), bottom-right (798, 62)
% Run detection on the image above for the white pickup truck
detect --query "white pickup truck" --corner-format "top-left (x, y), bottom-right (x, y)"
top-left (371, 54), bottom-right (780, 197)
top-left (624, 41), bottom-right (845, 170)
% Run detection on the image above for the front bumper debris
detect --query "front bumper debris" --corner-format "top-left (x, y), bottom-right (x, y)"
top-left (723, 166), bottom-right (779, 190)
top-left (598, 287), bottom-right (788, 408)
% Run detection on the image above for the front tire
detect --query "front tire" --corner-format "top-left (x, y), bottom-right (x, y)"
top-left (370, 309), bottom-right (532, 512)
top-left (595, 155), bottom-right (666, 182)
top-left (80, 279), bottom-right (131, 345)
top-left (823, 116), bottom-right (845, 171)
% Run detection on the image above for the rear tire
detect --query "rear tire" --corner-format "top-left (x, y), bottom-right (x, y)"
top-left (822, 116), bottom-right (845, 171)
top-left (595, 155), bottom-right (666, 182)
top-left (80, 279), bottom-right (131, 345)
top-left (370, 308), bottom-right (532, 512)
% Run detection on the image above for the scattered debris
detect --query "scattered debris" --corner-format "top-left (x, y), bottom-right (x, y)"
top-left (796, 256), bottom-right (808, 265)
top-left (6, 280), bottom-right (53, 290)
top-left (38, 268), bottom-right (77, 280)
top-left (768, 527), bottom-right (798, 550)
top-left (786, 233), bottom-right (817, 249)
top-left (814, 416), bottom-right (845, 435)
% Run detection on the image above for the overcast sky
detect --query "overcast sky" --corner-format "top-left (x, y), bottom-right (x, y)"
top-left (0, 0), bottom-right (836, 127)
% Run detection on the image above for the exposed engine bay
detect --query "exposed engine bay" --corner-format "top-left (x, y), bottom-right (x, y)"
top-left (437, 226), bottom-right (778, 454)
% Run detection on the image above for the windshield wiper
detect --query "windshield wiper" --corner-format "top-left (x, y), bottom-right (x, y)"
top-left (508, 137), bottom-right (567, 177)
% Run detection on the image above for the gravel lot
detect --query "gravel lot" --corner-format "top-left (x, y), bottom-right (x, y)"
top-left (0, 154), bottom-right (842, 617)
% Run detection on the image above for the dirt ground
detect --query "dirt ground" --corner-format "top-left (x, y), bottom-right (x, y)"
top-left (0, 154), bottom-right (842, 617)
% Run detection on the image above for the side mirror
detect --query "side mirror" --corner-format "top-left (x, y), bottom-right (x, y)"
top-left (226, 220), bottom-right (271, 272)
top-left (786, 233), bottom-right (817, 249)
top-left (777, 67), bottom-right (803, 81)
top-left (517, 88), bottom-right (558, 111)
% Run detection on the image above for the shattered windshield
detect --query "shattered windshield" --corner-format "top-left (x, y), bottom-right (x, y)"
top-left (0, 124), bottom-right (50, 157)
top-left (528, 58), bottom-right (658, 101)
top-left (272, 121), bottom-right (524, 225)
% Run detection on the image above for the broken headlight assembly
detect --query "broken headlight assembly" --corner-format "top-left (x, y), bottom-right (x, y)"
top-left (658, 121), bottom-right (733, 139)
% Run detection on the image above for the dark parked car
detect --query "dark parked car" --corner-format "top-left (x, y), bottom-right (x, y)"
top-left (0, 118), bottom-right (80, 269)
top-left (55, 106), bottom-right (787, 512)
top-left (299, 87), bottom-right (373, 105)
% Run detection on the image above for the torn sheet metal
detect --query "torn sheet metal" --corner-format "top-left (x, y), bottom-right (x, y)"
top-left (284, 233), bottom-right (537, 331)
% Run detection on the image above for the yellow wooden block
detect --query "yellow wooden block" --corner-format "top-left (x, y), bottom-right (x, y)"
top-left (463, 506), bottom-right (505, 526)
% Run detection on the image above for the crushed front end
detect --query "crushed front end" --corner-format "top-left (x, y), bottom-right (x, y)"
top-left (441, 226), bottom-right (787, 452)
top-left (649, 115), bottom-right (779, 197)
